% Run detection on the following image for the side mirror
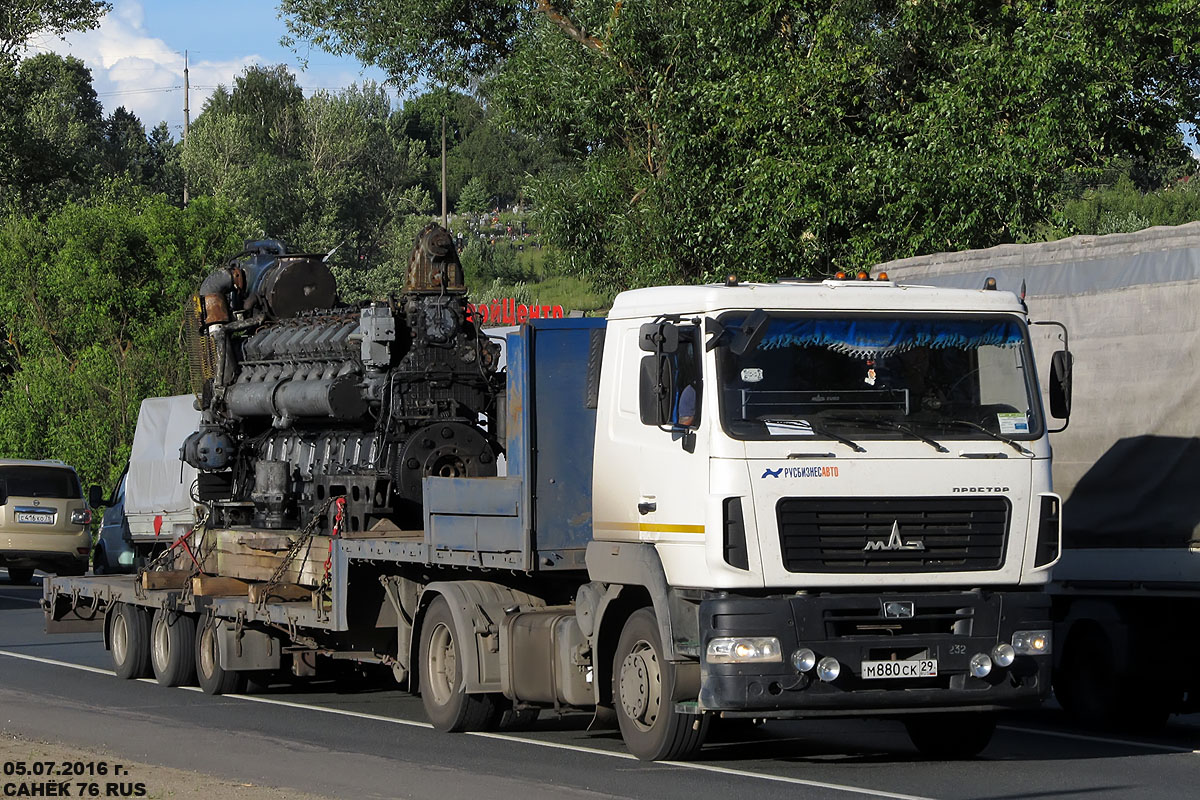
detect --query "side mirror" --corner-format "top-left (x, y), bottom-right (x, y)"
top-left (88, 484), bottom-right (106, 508)
top-left (639, 322), bottom-right (679, 354)
top-left (1049, 350), bottom-right (1072, 419)
top-left (0, 479), bottom-right (7, 506)
top-left (639, 355), bottom-right (675, 426)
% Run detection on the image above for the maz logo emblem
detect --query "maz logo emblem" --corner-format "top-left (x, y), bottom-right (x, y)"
top-left (863, 521), bottom-right (926, 552)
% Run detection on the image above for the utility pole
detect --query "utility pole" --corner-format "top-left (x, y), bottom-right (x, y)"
top-left (183, 50), bottom-right (190, 207)
top-left (441, 110), bottom-right (448, 229)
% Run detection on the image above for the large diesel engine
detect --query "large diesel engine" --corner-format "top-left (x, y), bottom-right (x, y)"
top-left (181, 224), bottom-right (503, 533)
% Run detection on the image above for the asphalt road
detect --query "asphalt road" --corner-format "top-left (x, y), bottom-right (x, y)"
top-left (3, 571), bottom-right (1200, 800)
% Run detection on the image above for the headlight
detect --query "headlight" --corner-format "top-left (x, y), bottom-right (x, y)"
top-left (706, 637), bottom-right (783, 664)
top-left (1012, 630), bottom-right (1052, 655)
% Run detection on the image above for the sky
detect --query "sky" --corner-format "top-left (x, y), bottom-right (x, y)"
top-left (26, 0), bottom-right (393, 138)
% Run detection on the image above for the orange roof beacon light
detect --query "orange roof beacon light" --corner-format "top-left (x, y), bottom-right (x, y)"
top-left (876, 272), bottom-right (889, 281)
top-left (856, 270), bottom-right (869, 280)
top-left (983, 276), bottom-right (998, 290)
top-left (726, 274), bottom-right (739, 287)
top-left (834, 270), bottom-right (847, 280)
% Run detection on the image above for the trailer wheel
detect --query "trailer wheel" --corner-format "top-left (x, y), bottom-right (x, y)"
top-left (109, 603), bottom-right (152, 680)
top-left (904, 713), bottom-right (996, 759)
top-left (195, 616), bottom-right (247, 695)
top-left (1056, 622), bottom-right (1175, 730)
top-left (612, 608), bottom-right (709, 761)
top-left (418, 596), bottom-right (495, 731)
top-left (150, 609), bottom-right (197, 687)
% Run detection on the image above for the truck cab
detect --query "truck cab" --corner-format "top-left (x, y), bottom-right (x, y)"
top-left (588, 277), bottom-right (1063, 755)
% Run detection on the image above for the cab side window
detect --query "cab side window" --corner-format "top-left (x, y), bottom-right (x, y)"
top-left (674, 328), bottom-right (702, 428)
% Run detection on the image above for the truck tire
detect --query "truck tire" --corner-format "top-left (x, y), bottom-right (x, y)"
top-left (150, 609), bottom-right (197, 687)
top-left (109, 603), bottom-right (152, 680)
top-left (418, 596), bottom-right (496, 732)
top-left (904, 713), bottom-right (996, 759)
top-left (612, 608), bottom-right (709, 761)
top-left (5, 567), bottom-right (34, 585)
top-left (195, 616), bottom-right (247, 695)
top-left (1056, 622), bottom-right (1177, 731)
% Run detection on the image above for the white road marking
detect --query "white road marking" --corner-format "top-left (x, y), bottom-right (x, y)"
top-left (998, 724), bottom-right (1200, 754)
top-left (0, 593), bottom-right (43, 605)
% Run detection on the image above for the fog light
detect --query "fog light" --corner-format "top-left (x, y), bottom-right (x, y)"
top-left (1012, 630), bottom-right (1051, 655)
top-left (792, 648), bottom-right (817, 672)
top-left (707, 637), bottom-right (783, 664)
top-left (969, 652), bottom-right (993, 678)
top-left (816, 656), bottom-right (841, 682)
top-left (991, 643), bottom-right (1016, 668)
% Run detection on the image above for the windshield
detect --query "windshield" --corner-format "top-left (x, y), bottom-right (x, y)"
top-left (716, 312), bottom-right (1042, 441)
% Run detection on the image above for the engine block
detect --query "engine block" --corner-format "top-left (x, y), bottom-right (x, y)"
top-left (182, 224), bottom-right (503, 532)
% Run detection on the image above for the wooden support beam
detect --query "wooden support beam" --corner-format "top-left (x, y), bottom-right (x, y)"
top-left (247, 582), bottom-right (313, 604)
top-left (141, 570), bottom-right (191, 590)
top-left (191, 575), bottom-right (250, 597)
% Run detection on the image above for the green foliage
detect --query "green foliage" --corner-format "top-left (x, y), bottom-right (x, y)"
top-left (181, 67), bottom-right (432, 291)
top-left (0, 193), bottom-right (245, 489)
top-left (460, 237), bottom-right (532, 286)
top-left (456, 176), bottom-right (491, 214)
top-left (0, 1), bottom-right (110, 62)
top-left (285, 0), bottom-right (1200, 291)
top-left (1037, 174), bottom-right (1200, 239)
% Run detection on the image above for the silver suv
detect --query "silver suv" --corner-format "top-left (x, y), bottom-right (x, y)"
top-left (0, 459), bottom-right (91, 584)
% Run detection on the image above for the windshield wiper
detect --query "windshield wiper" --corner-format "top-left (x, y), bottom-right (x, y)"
top-left (761, 418), bottom-right (866, 453)
top-left (823, 415), bottom-right (949, 453)
top-left (936, 419), bottom-right (1035, 456)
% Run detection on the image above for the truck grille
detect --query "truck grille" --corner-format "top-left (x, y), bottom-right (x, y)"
top-left (777, 497), bottom-right (1010, 573)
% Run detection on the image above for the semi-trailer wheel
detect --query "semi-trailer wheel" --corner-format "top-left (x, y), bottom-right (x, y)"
top-left (5, 567), bottom-right (34, 585)
top-left (612, 608), bottom-right (709, 761)
top-left (150, 609), bottom-right (197, 687)
top-left (109, 603), bottom-right (152, 680)
top-left (418, 596), bottom-right (496, 731)
top-left (195, 615), bottom-right (247, 695)
top-left (903, 713), bottom-right (996, 759)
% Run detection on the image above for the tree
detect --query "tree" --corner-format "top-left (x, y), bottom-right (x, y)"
top-left (0, 193), bottom-right (245, 489)
top-left (181, 67), bottom-right (432, 300)
top-left (282, 1), bottom-right (1200, 291)
top-left (0, 52), bottom-right (105, 213)
top-left (457, 176), bottom-right (490, 214)
top-left (0, 0), bottom-right (110, 63)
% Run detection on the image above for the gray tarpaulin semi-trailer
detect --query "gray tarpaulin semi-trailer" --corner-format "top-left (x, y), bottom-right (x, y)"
top-left (882, 222), bottom-right (1200, 729)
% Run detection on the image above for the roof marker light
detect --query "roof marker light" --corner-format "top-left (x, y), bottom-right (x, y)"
top-left (876, 272), bottom-right (889, 281)
top-left (726, 274), bottom-right (739, 287)
top-left (856, 270), bottom-right (869, 280)
top-left (834, 270), bottom-right (847, 280)
top-left (983, 276), bottom-right (998, 290)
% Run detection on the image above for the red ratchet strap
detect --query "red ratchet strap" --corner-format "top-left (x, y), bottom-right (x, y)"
top-left (324, 497), bottom-right (346, 578)
top-left (166, 528), bottom-right (204, 574)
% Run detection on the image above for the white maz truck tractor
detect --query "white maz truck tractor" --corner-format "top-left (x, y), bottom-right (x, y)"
top-left (44, 228), bottom-right (1068, 761)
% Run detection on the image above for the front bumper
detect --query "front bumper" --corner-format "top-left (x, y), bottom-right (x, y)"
top-left (698, 589), bottom-right (1051, 717)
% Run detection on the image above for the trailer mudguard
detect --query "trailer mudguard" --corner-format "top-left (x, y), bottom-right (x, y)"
top-left (415, 581), bottom-right (543, 694)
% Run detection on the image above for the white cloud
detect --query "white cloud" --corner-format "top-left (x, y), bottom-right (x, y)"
top-left (33, 1), bottom-right (258, 136)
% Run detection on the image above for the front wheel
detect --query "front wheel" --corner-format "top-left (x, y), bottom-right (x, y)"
top-left (613, 608), bottom-right (709, 761)
top-left (904, 713), bottom-right (996, 759)
top-left (109, 603), bottom-right (152, 680)
top-left (418, 596), bottom-right (496, 732)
